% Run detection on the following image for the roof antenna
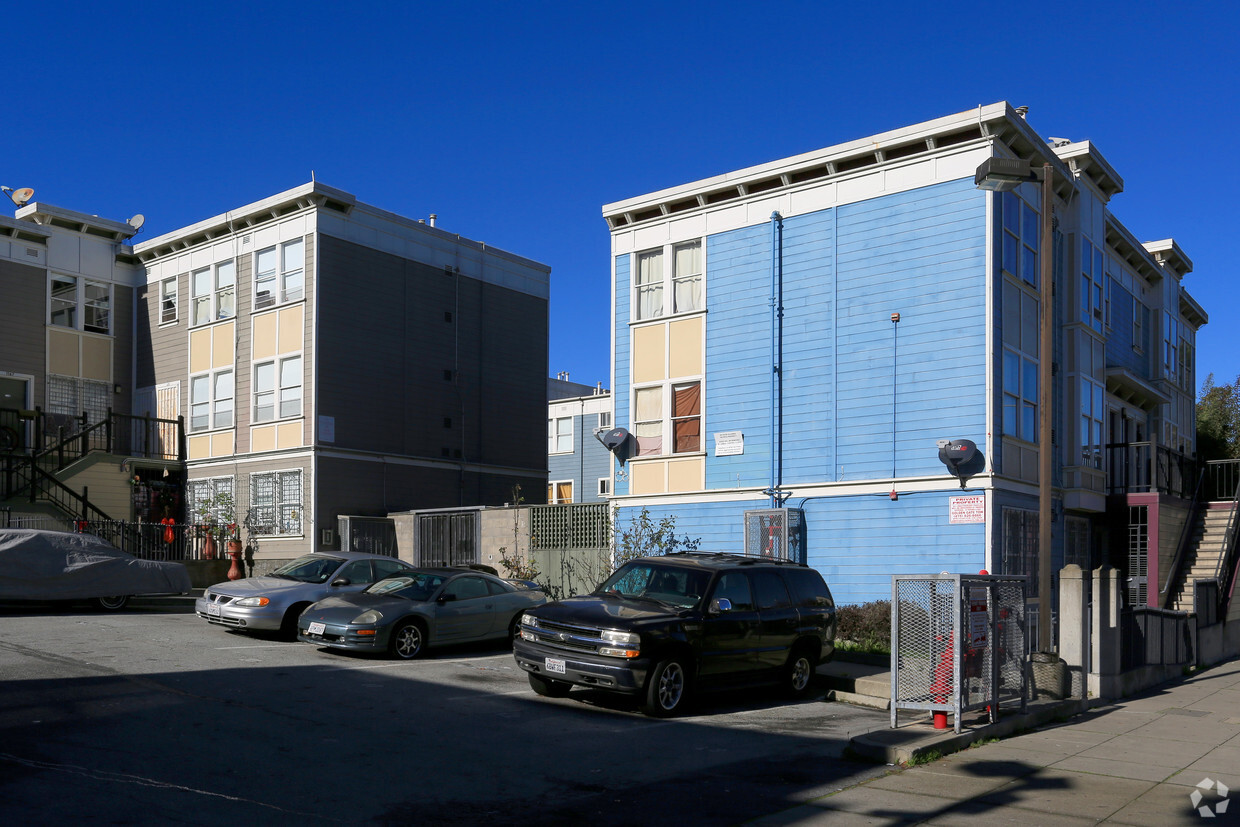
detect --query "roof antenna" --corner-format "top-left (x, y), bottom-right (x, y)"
top-left (311, 169), bottom-right (316, 183)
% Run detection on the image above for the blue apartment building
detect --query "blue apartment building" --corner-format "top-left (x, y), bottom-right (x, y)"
top-left (547, 374), bottom-right (612, 503)
top-left (601, 102), bottom-right (1207, 614)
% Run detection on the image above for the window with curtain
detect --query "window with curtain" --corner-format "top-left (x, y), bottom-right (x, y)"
top-left (215, 261), bottom-right (236, 319)
top-left (191, 267), bottom-right (212, 325)
top-left (634, 386), bottom-right (663, 456)
top-left (160, 277), bottom-right (178, 324)
top-left (672, 382), bottom-right (701, 453)
top-left (635, 249), bottom-right (663, 320)
top-left (673, 240), bottom-right (702, 313)
top-left (547, 481), bottom-right (573, 503)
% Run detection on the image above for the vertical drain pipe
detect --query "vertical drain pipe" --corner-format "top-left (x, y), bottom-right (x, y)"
top-left (769, 212), bottom-right (784, 508)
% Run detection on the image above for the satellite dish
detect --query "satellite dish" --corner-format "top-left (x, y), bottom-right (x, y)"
top-left (127, 214), bottom-right (146, 231)
top-left (595, 427), bottom-right (635, 466)
top-left (2, 186), bottom-right (34, 207)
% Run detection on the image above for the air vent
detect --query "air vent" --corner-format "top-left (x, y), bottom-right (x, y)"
top-left (835, 153), bottom-right (877, 173)
top-left (745, 177), bottom-right (782, 195)
top-left (25, 247), bottom-right (39, 257)
top-left (632, 206), bottom-right (662, 222)
top-left (883, 142), bottom-right (927, 161)
top-left (937, 127), bottom-right (983, 147)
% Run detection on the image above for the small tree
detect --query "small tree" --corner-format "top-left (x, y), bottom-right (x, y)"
top-left (193, 491), bottom-right (237, 542)
top-left (1197, 373), bottom-right (1240, 461)
top-left (611, 507), bottom-right (701, 571)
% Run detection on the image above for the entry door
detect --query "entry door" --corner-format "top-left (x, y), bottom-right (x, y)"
top-left (0, 376), bottom-right (31, 452)
top-left (156, 382), bottom-right (180, 458)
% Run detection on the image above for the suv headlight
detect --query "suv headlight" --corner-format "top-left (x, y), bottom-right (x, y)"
top-left (233, 596), bottom-right (270, 607)
top-left (599, 629), bottom-right (640, 658)
top-left (521, 613), bottom-right (540, 629)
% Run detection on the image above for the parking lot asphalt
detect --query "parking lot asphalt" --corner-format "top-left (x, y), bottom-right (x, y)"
top-left (0, 597), bottom-right (893, 825)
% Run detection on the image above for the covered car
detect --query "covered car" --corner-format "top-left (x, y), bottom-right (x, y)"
top-left (0, 528), bottom-right (192, 610)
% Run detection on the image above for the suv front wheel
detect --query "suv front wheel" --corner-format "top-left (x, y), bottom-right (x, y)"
top-left (641, 656), bottom-right (689, 717)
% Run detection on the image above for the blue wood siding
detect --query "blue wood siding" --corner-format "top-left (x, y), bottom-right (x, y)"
top-left (548, 410), bottom-right (614, 502)
top-left (614, 253), bottom-right (631, 495)
top-left (1106, 280), bottom-right (1150, 377)
top-left (616, 492), bottom-right (985, 607)
top-left (700, 179), bottom-right (987, 490)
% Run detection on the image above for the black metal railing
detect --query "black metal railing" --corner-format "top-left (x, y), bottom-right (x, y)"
top-left (1161, 465), bottom-right (1208, 608)
top-left (1105, 442), bottom-right (1196, 498)
top-left (0, 515), bottom-right (231, 561)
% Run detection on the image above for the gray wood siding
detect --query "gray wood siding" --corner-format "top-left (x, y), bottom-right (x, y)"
top-left (315, 235), bottom-right (547, 480)
top-left (136, 272), bottom-right (187, 394)
top-left (111, 284), bottom-right (133, 414)
top-left (0, 258), bottom-right (48, 404)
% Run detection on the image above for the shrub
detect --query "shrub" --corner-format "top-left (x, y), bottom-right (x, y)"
top-left (836, 600), bottom-right (891, 652)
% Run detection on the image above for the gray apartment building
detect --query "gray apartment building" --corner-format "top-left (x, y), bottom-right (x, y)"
top-left (2, 182), bottom-right (551, 566)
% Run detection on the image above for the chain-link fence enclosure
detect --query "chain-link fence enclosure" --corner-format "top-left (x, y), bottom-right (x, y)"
top-left (891, 574), bottom-right (1027, 733)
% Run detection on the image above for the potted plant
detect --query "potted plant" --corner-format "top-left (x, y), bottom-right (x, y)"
top-left (193, 491), bottom-right (237, 563)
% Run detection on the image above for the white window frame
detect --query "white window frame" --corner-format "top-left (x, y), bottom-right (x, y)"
top-left (250, 469), bottom-right (303, 537)
top-left (187, 476), bottom-right (234, 524)
top-left (597, 477), bottom-right (611, 498)
top-left (189, 368), bottom-right (234, 432)
top-left (49, 275), bottom-right (111, 334)
top-left (1000, 189), bottom-right (1040, 289)
top-left (159, 277), bottom-right (178, 325)
top-left (598, 410), bottom-right (612, 430)
top-left (631, 378), bottom-right (703, 457)
top-left (253, 354), bottom-right (303, 423)
top-left (190, 261), bottom-right (237, 326)
top-left (632, 238), bottom-right (705, 322)
top-left (254, 239), bottom-right (305, 311)
top-left (1002, 346), bottom-right (1038, 443)
top-left (1080, 376), bottom-right (1104, 469)
top-left (548, 480), bottom-right (573, 504)
top-left (47, 375), bottom-right (110, 423)
top-left (548, 415), bottom-right (573, 455)
top-left (1080, 239), bottom-right (1104, 334)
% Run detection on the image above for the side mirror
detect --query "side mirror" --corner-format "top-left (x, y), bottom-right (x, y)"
top-left (709, 597), bottom-right (733, 615)
top-left (437, 593), bottom-right (457, 604)
top-left (331, 578), bottom-right (350, 587)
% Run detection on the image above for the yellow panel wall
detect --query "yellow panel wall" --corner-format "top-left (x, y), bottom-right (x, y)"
top-left (211, 320), bottom-right (235, 369)
top-left (189, 328), bottom-right (211, 374)
top-left (629, 460), bottom-right (666, 495)
top-left (251, 425), bottom-right (276, 453)
top-left (666, 457), bottom-right (703, 492)
top-left (276, 421), bottom-right (302, 449)
top-left (669, 317), bottom-right (702, 378)
top-left (81, 337), bottom-right (112, 381)
top-left (278, 306), bottom-right (303, 354)
top-left (632, 324), bottom-right (666, 384)
top-left (252, 312), bottom-right (278, 361)
top-left (48, 329), bottom-right (80, 375)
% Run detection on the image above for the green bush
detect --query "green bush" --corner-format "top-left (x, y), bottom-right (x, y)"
top-left (836, 600), bottom-right (891, 652)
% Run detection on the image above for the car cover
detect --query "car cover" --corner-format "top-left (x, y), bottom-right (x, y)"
top-left (0, 529), bottom-right (191, 601)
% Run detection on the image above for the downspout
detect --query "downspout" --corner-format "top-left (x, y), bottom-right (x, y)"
top-left (768, 212), bottom-right (784, 507)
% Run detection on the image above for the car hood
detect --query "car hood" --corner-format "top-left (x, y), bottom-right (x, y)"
top-left (301, 592), bottom-right (413, 623)
top-left (209, 576), bottom-right (320, 597)
top-left (532, 594), bottom-right (685, 625)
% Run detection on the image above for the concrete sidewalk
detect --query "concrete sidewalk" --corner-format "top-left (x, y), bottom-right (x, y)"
top-left (759, 657), bottom-right (1240, 825)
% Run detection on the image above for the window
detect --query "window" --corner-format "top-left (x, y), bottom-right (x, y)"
top-left (1003, 349), bottom-right (1038, 442)
top-left (83, 281), bottom-right (110, 334)
top-left (548, 415), bottom-right (573, 454)
top-left (49, 276), bottom-right (111, 333)
top-left (548, 481), bottom-right (573, 503)
top-left (635, 249), bottom-right (663, 320)
top-left (598, 477), bottom-right (611, 497)
top-left (336, 559), bottom-right (374, 585)
top-left (187, 476), bottom-right (233, 524)
top-left (191, 267), bottom-right (211, 325)
top-left (598, 410), bottom-right (612, 430)
top-left (632, 381), bottom-right (702, 457)
top-left (1163, 311), bottom-right (1179, 383)
top-left (250, 470), bottom-right (303, 536)
top-left (254, 239), bottom-right (305, 310)
top-left (1080, 376), bottom-right (1104, 468)
top-left (1064, 517), bottom-right (1091, 569)
top-left (191, 262), bottom-right (237, 325)
top-left (1080, 239), bottom-right (1104, 333)
top-left (1001, 508), bottom-right (1039, 598)
top-left (633, 238), bottom-right (705, 321)
top-left (160, 277), bottom-right (178, 324)
top-left (1132, 302), bottom-right (1145, 354)
top-left (444, 576), bottom-right (489, 601)
top-left (215, 261), bottom-right (236, 320)
top-left (190, 369), bottom-right (234, 431)
top-left (253, 356), bottom-right (302, 422)
top-left (1001, 190), bottom-right (1040, 288)
top-left (48, 375), bottom-right (109, 423)
top-left (672, 240), bottom-right (703, 313)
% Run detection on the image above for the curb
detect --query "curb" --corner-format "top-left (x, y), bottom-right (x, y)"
top-left (848, 696), bottom-right (1098, 765)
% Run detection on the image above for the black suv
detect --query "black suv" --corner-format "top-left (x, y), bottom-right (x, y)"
top-left (512, 552), bottom-right (836, 716)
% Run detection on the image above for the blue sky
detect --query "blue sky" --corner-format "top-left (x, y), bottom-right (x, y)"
top-left (7, 1), bottom-right (1238, 392)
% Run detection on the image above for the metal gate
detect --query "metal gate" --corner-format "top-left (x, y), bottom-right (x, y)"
top-left (416, 511), bottom-right (478, 567)
top-left (891, 574), bottom-right (1027, 733)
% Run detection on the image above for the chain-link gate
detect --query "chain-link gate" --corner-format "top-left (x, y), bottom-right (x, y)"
top-left (891, 574), bottom-right (1027, 733)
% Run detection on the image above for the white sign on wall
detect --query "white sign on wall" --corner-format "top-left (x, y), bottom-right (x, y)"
top-left (949, 495), bottom-right (985, 524)
top-left (714, 431), bottom-right (744, 457)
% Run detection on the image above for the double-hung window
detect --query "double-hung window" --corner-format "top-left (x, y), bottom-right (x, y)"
top-left (190, 369), bottom-right (234, 431)
top-left (1080, 376), bottom-right (1104, 468)
top-left (50, 276), bottom-right (111, 333)
top-left (250, 470), bottom-right (302, 536)
top-left (254, 239), bottom-right (305, 310)
top-left (1080, 239), bottom-right (1104, 333)
top-left (159, 278), bottom-right (178, 324)
top-left (548, 416), bottom-right (573, 454)
top-left (187, 476), bottom-right (233, 523)
top-left (548, 481), bottom-right (573, 503)
top-left (191, 262), bottom-right (237, 325)
top-left (191, 267), bottom-right (212, 325)
top-left (253, 356), bottom-right (302, 422)
top-left (632, 380), bottom-right (702, 457)
top-left (1001, 278), bottom-right (1039, 443)
top-left (633, 239), bottom-right (704, 321)
top-left (1001, 190), bottom-right (1040, 288)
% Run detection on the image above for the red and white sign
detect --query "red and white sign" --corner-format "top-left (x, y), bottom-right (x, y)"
top-left (949, 495), bottom-right (985, 524)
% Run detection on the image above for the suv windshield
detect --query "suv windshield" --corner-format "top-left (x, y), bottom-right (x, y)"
top-left (596, 562), bottom-right (709, 610)
top-left (270, 555), bottom-right (345, 584)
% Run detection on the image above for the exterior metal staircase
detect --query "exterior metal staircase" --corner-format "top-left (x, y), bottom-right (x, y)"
top-left (1164, 460), bottom-right (1240, 620)
top-left (1169, 508), bottom-right (1234, 612)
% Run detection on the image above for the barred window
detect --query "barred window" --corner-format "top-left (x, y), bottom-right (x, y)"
top-left (250, 470), bottom-right (303, 536)
top-left (48, 375), bottom-right (110, 424)
top-left (187, 477), bottom-right (234, 523)
top-left (1001, 507), bottom-right (1039, 598)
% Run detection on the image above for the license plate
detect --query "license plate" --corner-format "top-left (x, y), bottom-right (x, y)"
top-left (545, 657), bottom-right (566, 674)
top-left (207, 603), bottom-right (221, 617)
top-left (307, 622), bottom-right (325, 636)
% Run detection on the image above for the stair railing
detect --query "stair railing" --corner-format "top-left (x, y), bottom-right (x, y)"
top-left (1161, 464), bottom-right (1207, 609)
top-left (1209, 467), bottom-right (1240, 617)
